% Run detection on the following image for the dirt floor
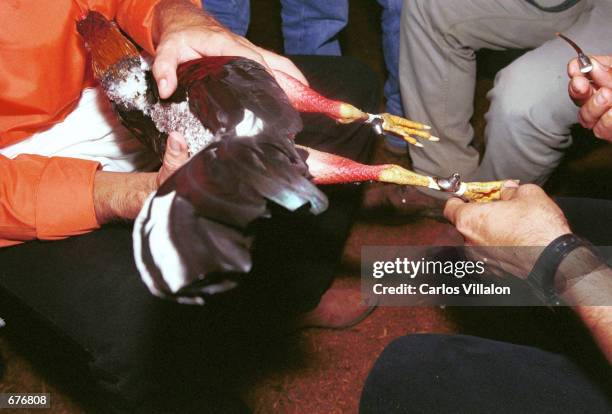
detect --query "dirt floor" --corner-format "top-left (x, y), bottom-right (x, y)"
top-left (2, 0), bottom-right (612, 413)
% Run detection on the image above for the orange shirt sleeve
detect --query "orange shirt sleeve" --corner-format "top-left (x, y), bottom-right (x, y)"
top-left (0, 155), bottom-right (100, 248)
top-left (115, 0), bottom-right (164, 55)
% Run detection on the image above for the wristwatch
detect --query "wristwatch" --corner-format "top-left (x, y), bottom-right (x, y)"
top-left (527, 233), bottom-right (598, 306)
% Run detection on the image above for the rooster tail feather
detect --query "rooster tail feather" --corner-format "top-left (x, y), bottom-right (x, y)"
top-left (133, 130), bottom-right (328, 303)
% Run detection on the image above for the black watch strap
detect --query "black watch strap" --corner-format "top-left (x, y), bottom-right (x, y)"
top-left (527, 234), bottom-right (592, 306)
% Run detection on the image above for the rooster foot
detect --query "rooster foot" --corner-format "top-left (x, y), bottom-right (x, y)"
top-left (366, 113), bottom-right (439, 148)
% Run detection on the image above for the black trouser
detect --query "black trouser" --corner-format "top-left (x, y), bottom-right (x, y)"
top-left (0, 56), bottom-right (378, 413)
top-left (360, 334), bottom-right (612, 414)
top-left (554, 197), bottom-right (612, 246)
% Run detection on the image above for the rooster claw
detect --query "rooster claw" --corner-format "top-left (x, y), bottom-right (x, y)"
top-left (366, 113), bottom-right (438, 147)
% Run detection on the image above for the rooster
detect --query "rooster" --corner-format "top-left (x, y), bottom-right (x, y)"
top-left (77, 11), bottom-right (505, 304)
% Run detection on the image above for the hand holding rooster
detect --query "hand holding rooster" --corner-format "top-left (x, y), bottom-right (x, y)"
top-left (93, 132), bottom-right (189, 224)
top-left (151, 0), bottom-right (309, 99)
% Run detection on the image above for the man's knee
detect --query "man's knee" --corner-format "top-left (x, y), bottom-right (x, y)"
top-left (489, 59), bottom-right (534, 118)
top-left (487, 57), bottom-right (572, 149)
top-left (484, 70), bottom-right (546, 176)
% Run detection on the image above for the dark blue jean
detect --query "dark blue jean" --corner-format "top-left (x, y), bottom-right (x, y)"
top-left (201, 0), bottom-right (250, 36)
top-left (201, 0), bottom-right (348, 55)
top-left (377, 0), bottom-right (404, 117)
top-left (280, 0), bottom-right (348, 55)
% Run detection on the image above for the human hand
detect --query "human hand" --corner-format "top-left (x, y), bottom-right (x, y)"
top-left (156, 132), bottom-right (190, 186)
top-left (94, 132), bottom-right (189, 224)
top-left (568, 55), bottom-right (612, 141)
top-left (443, 182), bottom-right (571, 278)
top-left (151, 0), bottom-right (308, 99)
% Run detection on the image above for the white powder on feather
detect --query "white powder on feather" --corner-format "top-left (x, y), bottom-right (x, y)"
top-left (103, 56), bottom-right (264, 156)
top-left (104, 57), bottom-right (150, 112)
top-left (149, 100), bottom-right (216, 155)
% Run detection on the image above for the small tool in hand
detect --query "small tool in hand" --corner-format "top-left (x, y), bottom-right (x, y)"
top-left (557, 32), bottom-right (593, 74)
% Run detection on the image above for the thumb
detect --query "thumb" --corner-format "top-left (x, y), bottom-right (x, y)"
top-left (589, 57), bottom-right (612, 90)
top-left (152, 45), bottom-right (179, 99)
top-left (500, 180), bottom-right (520, 201)
top-left (158, 132), bottom-right (189, 185)
top-left (443, 197), bottom-right (465, 225)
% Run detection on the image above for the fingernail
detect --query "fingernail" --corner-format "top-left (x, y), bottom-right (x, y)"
top-left (596, 91), bottom-right (608, 105)
top-left (503, 180), bottom-right (519, 188)
top-left (159, 78), bottom-right (167, 93)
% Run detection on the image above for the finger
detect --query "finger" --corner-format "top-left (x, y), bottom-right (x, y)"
top-left (568, 57), bottom-right (582, 78)
top-left (592, 107), bottom-right (612, 141)
top-left (216, 37), bottom-right (273, 74)
top-left (260, 50), bottom-right (310, 86)
top-left (589, 55), bottom-right (612, 67)
top-left (443, 197), bottom-right (466, 225)
top-left (152, 44), bottom-right (180, 99)
top-left (158, 132), bottom-right (189, 184)
top-left (569, 76), bottom-right (594, 105)
top-left (516, 183), bottom-right (545, 199)
top-left (589, 57), bottom-right (612, 89)
top-left (236, 46), bottom-right (280, 80)
top-left (500, 180), bottom-right (519, 201)
top-left (579, 87), bottom-right (612, 129)
top-left (165, 132), bottom-right (189, 167)
top-left (182, 31), bottom-right (269, 71)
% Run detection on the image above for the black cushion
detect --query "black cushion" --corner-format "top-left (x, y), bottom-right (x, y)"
top-left (0, 225), bottom-right (254, 413)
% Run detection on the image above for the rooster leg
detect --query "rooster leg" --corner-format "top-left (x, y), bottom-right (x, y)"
top-left (274, 70), bottom-right (437, 147)
top-left (299, 145), bottom-right (508, 202)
